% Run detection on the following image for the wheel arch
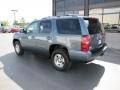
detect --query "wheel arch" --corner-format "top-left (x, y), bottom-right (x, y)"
top-left (49, 44), bottom-right (69, 55)
top-left (13, 39), bottom-right (20, 46)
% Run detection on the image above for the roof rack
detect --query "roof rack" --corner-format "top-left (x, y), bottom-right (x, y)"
top-left (42, 16), bottom-right (52, 19)
top-left (41, 14), bottom-right (85, 20)
top-left (65, 14), bottom-right (79, 16)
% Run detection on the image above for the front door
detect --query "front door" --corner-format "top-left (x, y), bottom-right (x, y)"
top-left (20, 21), bottom-right (40, 50)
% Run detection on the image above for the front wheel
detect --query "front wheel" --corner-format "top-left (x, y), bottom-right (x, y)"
top-left (14, 41), bottom-right (24, 56)
top-left (51, 49), bottom-right (72, 71)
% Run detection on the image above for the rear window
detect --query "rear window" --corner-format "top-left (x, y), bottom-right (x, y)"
top-left (84, 18), bottom-right (102, 34)
top-left (56, 19), bottom-right (81, 35)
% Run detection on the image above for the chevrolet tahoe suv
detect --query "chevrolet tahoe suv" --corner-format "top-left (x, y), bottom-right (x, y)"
top-left (13, 15), bottom-right (107, 71)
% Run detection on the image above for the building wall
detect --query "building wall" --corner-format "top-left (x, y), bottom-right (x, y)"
top-left (55, 0), bottom-right (120, 12)
top-left (54, 0), bottom-right (120, 25)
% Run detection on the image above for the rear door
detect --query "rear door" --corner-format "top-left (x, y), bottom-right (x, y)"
top-left (56, 18), bottom-right (82, 51)
top-left (34, 20), bottom-right (53, 56)
top-left (84, 18), bottom-right (105, 50)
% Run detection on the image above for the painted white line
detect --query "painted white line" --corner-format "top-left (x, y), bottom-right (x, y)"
top-left (93, 60), bottom-right (120, 90)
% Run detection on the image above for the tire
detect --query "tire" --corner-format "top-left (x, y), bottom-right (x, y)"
top-left (14, 41), bottom-right (24, 56)
top-left (51, 49), bottom-right (72, 71)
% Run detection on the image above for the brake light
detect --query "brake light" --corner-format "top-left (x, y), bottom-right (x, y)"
top-left (81, 35), bottom-right (90, 52)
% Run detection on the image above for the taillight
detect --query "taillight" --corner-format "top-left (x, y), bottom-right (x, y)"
top-left (81, 35), bottom-right (90, 52)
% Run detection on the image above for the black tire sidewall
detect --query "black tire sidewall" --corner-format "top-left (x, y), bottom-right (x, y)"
top-left (51, 49), bottom-right (72, 71)
top-left (14, 41), bottom-right (24, 56)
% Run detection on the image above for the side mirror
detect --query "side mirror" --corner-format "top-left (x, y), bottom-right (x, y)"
top-left (20, 29), bottom-right (27, 33)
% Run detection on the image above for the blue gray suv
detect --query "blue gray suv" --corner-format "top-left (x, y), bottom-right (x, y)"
top-left (13, 15), bottom-right (107, 71)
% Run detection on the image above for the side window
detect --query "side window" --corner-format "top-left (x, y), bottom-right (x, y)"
top-left (27, 21), bottom-right (39, 33)
top-left (56, 19), bottom-right (81, 35)
top-left (39, 20), bottom-right (52, 33)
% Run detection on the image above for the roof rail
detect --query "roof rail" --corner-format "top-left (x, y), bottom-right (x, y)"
top-left (65, 14), bottom-right (79, 16)
top-left (42, 16), bottom-right (60, 19)
top-left (42, 16), bottom-right (51, 19)
top-left (41, 14), bottom-right (82, 20)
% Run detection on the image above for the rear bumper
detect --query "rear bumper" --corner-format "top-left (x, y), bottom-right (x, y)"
top-left (69, 43), bottom-right (107, 62)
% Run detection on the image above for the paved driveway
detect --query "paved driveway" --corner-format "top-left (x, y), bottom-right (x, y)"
top-left (0, 33), bottom-right (120, 90)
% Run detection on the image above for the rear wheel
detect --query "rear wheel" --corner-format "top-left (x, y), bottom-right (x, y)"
top-left (14, 41), bottom-right (24, 56)
top-left (51, 49), bottom-right (72, 71)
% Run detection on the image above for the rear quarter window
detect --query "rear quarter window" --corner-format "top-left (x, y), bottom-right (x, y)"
top-left (56, 19), bottom-right (81, 35)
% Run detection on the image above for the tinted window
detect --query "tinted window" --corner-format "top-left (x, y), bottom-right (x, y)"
top-left (27, 21), bottom-right (39, 33)
top-left (84, 18), bottom-right (102, 34)
top-left (39, 20), bottom-right (52, 33)
top-left (56, 19), bottom-right (81, 35)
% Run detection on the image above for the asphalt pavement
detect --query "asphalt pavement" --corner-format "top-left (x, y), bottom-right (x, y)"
top-left (0, 33), bottom-right (120, 90)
